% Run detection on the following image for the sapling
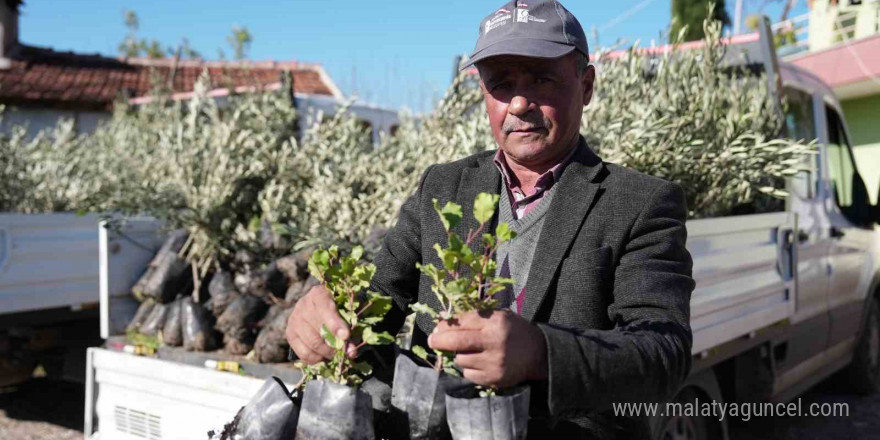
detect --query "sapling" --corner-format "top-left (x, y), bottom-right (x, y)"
top-left (307, 245), bottom-right (395, 386)
top-left (411, 192), bottom-right (516, 392)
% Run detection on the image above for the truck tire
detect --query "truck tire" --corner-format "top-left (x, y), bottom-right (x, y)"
top-left (846, 296), bottom-right (880, 394)
top-left (658, 387), bottom-right (711, 440)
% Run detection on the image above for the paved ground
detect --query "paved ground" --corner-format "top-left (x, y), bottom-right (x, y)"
top-left (728, 378), bottom-right (880, 440)
top-left (1, 375), bottom-right (878, 439)
top-left (0, 379), bottom-right (83, 440)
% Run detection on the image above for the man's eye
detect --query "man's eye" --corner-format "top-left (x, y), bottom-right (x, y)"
top-left (536, 77), bottom-right (553, 84)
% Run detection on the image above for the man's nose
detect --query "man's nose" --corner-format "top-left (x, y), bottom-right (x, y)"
top-left (508, 95), bottom-right (535, 116)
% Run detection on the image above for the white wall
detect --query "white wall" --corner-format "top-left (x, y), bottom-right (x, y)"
top-left (0, 107), bottom-right (110, 137)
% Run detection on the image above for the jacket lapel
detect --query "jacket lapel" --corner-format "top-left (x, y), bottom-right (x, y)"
top-left (455, 153), bottom-right (501, 257)
top-left (520, 140), bottom-right (606, 322)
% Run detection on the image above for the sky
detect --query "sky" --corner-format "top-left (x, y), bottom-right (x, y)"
top-left (19, 0), bottom-right (809, 113)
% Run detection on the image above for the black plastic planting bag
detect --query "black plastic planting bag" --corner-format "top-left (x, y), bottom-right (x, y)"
top-left (391, 351), bottom-right (467, 440)
top-left (162, 298), bottom-right (184, 346)
top-left (208, 376), bottom-right (301, 440)
top-left (125, 300), bottom-right (155, 333)
top-left (139, 302), bottom-right (169, 336)
top-left (217, 295), bottom-right (268, 337)
top-left (207, 270), bottom-right (238, 317)
top-left (182, 297), bottom-right (218, 351)
top-left (295, 380), bottom-right (374, 440)
top-left (275, 251), bottom-right (311, 283)
top-left (254, 305), bottom-right (295, 363)
top-left (286, 276), bottom-right (320, 304)
top-left (445, 385), bottom-right (530, 440)
top-left (217, 295), bottom-right (268, 355)
top-left (234, 264), bottom-right (287, 299)
top-left (132, 230), bottom-right (191, 303)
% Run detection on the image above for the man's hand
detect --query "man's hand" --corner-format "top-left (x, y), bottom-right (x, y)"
top-left (285, 285), bottom-right (352, 364)
top-left (428, 310), bottom-right (547, 388)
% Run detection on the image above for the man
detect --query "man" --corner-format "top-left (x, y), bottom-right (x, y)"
top-left (286, 1), bottom-right (695, 438)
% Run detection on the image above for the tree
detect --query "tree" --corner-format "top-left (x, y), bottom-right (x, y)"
top-left (227, 26), bottom-right (253, 61)
top-left (670, 0), bottom-right (731, 42)
top-left (118, 10), bottom-right (201, 59)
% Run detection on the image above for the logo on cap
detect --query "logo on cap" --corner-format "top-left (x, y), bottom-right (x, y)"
top-left (516, 7), bottom-right (546, 23)
top-left (485, 11), bottom-right (512, 34)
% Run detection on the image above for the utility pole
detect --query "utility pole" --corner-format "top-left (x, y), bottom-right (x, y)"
top-left (734, 0), bottom-right (744, 34)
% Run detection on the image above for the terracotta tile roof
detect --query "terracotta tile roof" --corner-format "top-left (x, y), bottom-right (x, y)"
top-left (0, 44), bottom-right (342, 110)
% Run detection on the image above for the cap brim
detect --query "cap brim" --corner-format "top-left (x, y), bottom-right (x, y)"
top-left (460, 39), bottom-right (577, 71)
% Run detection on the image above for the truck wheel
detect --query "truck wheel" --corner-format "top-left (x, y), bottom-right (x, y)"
top-left (660, 388), bottom-right (710, 440)
top-left (847, 297), bottom-right (880, 394)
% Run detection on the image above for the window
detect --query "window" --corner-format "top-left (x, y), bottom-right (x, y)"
top-left (825, 106), bottom-right (871, 225)
top-left (783, 87), bottom-right (817, 199)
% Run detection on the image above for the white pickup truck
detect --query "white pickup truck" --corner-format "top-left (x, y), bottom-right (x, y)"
top-left (2, 20), bottom-right (876, 440)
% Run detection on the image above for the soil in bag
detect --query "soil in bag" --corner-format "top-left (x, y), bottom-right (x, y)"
top-left (182, 297), bottom-right (218, 351)
top-left (216, 294), bottom-right (269, 353)
top-left (391, 350), bottom-right (467, 440)
top-left (139, 302), bottom-right (169, 337)
top-left (131, 230), bottom-right (192, 303)
top-left (162, 297), bottom-right (184, 346)
top-left (445, 384), bottom-right (530, 440)
top-left (295, 379), bottom-right (374, 440)
top-left (254, 304), bottom-right (295, 363)
top-left (125, 300), bottom-right (155, 333)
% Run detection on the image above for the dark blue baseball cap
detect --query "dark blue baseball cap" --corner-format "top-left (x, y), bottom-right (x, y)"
top-left (461, 0), bottom-right (590, 70)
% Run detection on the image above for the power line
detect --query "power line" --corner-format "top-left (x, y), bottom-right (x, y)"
top-left (598, 0), bottom-right (660, 34)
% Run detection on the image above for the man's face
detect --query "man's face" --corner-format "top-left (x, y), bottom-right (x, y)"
top-left (477, 53), bottom-right (595, 166)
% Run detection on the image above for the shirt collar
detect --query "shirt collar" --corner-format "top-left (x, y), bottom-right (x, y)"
top-left (492, 138), bottom-right (579, 194)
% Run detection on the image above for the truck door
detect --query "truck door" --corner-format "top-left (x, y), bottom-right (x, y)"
top-left (823, 106), bottom-right (873, 349)
top-left (774, 87), bottom-right (831, 375)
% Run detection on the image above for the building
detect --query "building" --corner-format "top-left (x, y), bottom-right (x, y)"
top-left (781, 0), bottom-right (880, 204)
top-left (0, 0), bottom-right (397, 143)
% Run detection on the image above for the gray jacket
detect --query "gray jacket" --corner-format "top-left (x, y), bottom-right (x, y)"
top-left (371, 138), bottom-right (695, 439)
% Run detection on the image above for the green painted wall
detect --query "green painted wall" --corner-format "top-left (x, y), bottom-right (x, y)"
top-left (842, 94), bottom-right (880, 146)
top-left (842, 94), bottom-right (880, 205)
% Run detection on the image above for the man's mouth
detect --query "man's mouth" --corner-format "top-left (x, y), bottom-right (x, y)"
top-left (510, 126), bottom-right (545, 134)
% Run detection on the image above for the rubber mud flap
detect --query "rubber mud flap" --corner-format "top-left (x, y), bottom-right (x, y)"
top-left (391, 350), bottom-right (467, 439)
top-left (295, 379), bottom-right (374, 440)
top-left (445, 384), bottom-right (530, 440)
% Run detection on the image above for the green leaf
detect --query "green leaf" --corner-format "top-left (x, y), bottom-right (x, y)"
top-left (433, 199), bottom-right (463, 231)
top-left (350, 245), bottom-right (364, 262)
top-left (362, 327), bottom-right (395, 345)
top-left (411, 345), bottom-right (430, 361)
top-left (360, 292), bottom-right (392, 319)
top-left (352, 361), bottom-right (373, 376)
top-left (410, 302), bottom-right (438, 318)
top-left (320, 324), bottom-right (344, 350)
top-left (495, 222), bottom-right (516, 243)
top-left (473, 192), bottom-right (499, 225)
top-left (308, 249), bottom-right (331, 280)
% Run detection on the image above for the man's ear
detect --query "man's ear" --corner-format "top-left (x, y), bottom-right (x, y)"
top-left (581, 65), bottom-right (596, 106)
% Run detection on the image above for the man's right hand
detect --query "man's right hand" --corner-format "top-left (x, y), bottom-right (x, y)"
top-left (285, 285), bottom-right (351, 364)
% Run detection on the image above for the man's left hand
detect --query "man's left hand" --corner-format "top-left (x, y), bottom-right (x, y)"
top-left (428, 310), bottom-right (548, 388)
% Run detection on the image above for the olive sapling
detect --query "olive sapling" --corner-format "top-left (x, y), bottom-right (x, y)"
top-left (307, 245), bottom-right (395, 386)
top-left (411, 192), bottom-right (516, 378)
